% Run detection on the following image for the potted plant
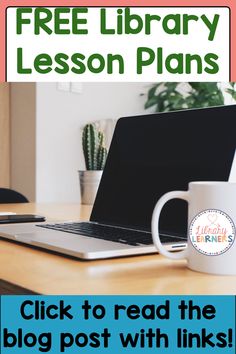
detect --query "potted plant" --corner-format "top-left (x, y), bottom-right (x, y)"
top-left (143, 82), bottom-right (236, 112)
top-left (79, 123), bottom-right (108, 205)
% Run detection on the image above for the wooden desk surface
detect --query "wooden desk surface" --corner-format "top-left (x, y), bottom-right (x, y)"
top-left (0, 203), bottom-right (236, 295)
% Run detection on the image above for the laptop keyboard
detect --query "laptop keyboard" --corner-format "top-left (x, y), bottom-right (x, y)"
top-left (37, 222), bottom-right (186, 247)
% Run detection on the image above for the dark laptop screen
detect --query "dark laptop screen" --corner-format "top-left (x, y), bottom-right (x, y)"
top-left (91, 105), bottom-right (236, 235)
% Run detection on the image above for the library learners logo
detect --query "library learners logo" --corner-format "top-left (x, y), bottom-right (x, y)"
top-left (189, 209), bottom-right (235, 256)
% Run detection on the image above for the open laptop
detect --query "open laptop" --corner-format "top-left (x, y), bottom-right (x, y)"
top-left (1, 105), bottom-right (236, 259)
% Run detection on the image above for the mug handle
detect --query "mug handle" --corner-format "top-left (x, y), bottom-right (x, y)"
top-left (151, 191), bottom-right (190, 260)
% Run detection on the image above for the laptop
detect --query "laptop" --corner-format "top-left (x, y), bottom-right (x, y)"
top-left (1, 105), bottom-right (236, 260)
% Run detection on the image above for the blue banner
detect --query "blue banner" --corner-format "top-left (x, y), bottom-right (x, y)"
top-left (0, 296), bottom-right (235, 353)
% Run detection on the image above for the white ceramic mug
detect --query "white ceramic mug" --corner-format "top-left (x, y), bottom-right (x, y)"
top-left (151, 182), bottom-right (236, 275)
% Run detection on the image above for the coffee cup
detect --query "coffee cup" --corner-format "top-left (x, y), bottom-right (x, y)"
top-left (151, 182), bottom-right (236, 275)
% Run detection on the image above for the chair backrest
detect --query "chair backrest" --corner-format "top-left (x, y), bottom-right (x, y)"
top-left (0, 188), bottom-right (29, 203)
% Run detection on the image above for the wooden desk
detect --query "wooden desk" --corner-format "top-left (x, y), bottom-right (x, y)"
top-left (0, 203), bottom-right (236, 295)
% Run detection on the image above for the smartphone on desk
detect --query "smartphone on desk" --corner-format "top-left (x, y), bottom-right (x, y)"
top-left (0, 214), bottom-right (46, 224)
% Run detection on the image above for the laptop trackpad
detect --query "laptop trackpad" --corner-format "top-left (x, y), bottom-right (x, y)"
top-left (13, 233), bottom-right (34, 243)
top-left (13, 230), bottom-right (105, 248)
top-left (13, 231), bottom-right (71, 247)
top-left (12, 230), bottom-right (130, 253)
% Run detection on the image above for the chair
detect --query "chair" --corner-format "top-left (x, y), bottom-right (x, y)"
top-left (0, 188), bottom-right (29, 203)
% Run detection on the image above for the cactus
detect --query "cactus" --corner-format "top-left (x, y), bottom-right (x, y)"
top-left (97, 146), bottom-right (107, 170)
top-left (82, 124), bottom-right (108, 170)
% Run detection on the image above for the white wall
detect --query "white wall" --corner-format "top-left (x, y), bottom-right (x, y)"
top-left (36, 82), bottom-right (150, 202)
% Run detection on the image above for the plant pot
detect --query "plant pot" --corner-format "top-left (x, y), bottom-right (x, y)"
top-left (79, 170), bottom-right (103, 205)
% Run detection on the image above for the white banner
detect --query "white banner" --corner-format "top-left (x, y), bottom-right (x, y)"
top-left (6, 7), bottom-right (230, 81)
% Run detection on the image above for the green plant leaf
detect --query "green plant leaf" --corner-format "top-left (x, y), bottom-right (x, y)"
top-left (144, 82), bottom-right (229, 113)
top-left (145, 96), bottom-right (159, 109)
top-left (147, 84), bottom-right (161, 99)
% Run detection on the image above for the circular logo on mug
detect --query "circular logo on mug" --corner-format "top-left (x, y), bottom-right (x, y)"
top-left (189, 209), bottom-right (235, 256)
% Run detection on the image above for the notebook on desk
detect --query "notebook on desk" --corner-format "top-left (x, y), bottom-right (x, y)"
top-left (1, 105), bottom-right (236, 260)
